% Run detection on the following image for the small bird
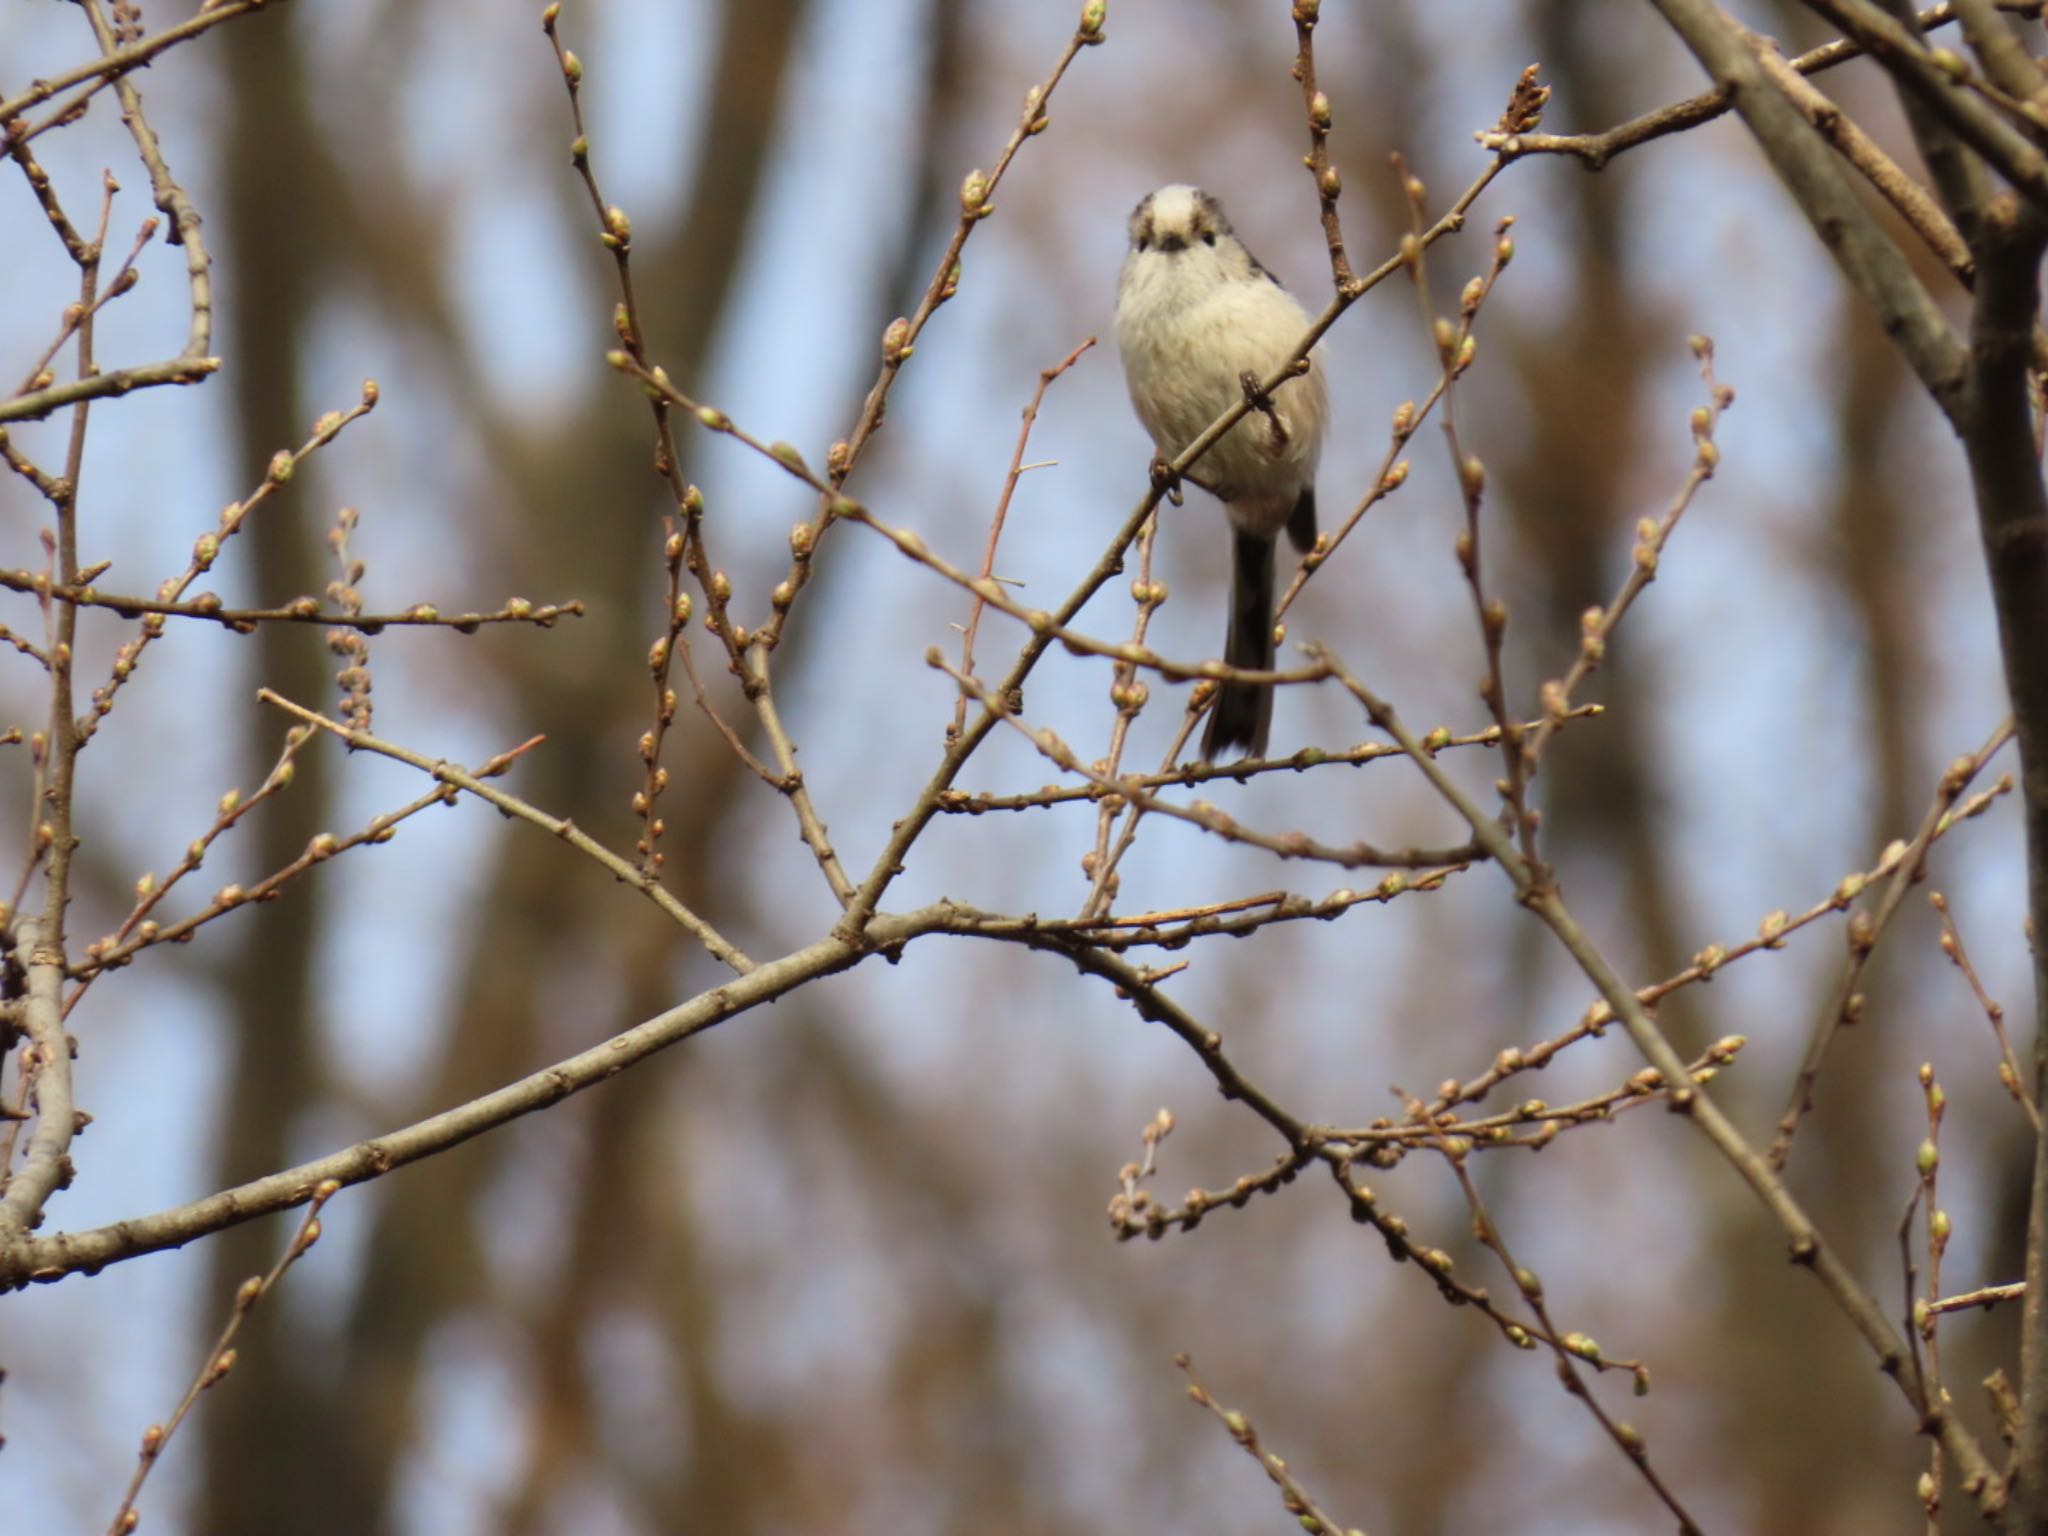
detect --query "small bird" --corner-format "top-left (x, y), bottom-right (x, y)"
top-left (1114, 184), bottom-right (1328, 762)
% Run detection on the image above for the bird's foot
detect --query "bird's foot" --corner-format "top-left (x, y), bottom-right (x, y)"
top-left (1240, 368), bottom-right (1289, 450)
top-left (1149, 456), bottom-right (1185, 506)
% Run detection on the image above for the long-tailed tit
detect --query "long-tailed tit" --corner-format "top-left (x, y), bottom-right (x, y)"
top-left (1114, 184), bottom-right (1327, 762)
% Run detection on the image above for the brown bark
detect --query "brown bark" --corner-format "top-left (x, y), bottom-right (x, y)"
top-left (196, 8), bottom-right (364, 1532)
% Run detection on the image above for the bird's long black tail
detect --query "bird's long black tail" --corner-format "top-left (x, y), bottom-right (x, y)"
top-left (1204, 526), bottom-right (1276, 762)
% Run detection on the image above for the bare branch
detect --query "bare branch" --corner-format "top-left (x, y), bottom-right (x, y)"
top-left (258, 692), bottom-right (755, 976)
top-left (1313, 645), bottom-right (2005, 1508)
top-left (104, 1180), bottom-right (339, 1536)
top-left (0, 0), bottom-right (284, 133)
top-left (1768, 717), bottom-right (2016, 1169)
top-left (1645, 0), bottom-right (1970, 416)
top-left (0, 918), bottom-right (74, 1239)
top-left (1178, 1357), bottom-right (1364, 1536)
top-left (1930, 889), bottom-right (2038, 1126)
top-left (1289, 1), bottom-right (1357, 292)
top-left (0, 904), bottom-right (967, 1287)
top-left (1478, 2), bottom-right (2044, 168)
top-left (0, 573), bottom-right (582, 635)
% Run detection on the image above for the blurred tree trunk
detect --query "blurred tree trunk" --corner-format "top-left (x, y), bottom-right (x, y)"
top-left (333, 4), bottom-right (811, 1528)
top-left (1336, 14), bottom-right (1500, 1532)
top-left (185, 0), bottom-right (821, 1527)
top-left (1497, 4), bottom-right (1691, 1033)
top-left (1818, 288), bottom-right (1947, 1529)
top-left (1705, 93), bottom-right (1927, 1536)
top-left (196, 7), bottom-right (364, 1533)
top-left (1486, 6), bottom-right (1898, 1528)
top-left (1695, 287), bottom-right (1920, 1536)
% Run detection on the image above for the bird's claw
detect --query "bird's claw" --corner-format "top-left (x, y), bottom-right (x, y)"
top-left (1149, 456), bottom-right (1185, 506)
top-left (1240, 369), bottom-right (1289, 451)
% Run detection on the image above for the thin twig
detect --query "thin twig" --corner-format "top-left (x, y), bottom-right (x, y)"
top-left (0, 0), bottom-right (281, 132)
top-left (1419, 1122), bottom-right (1700, 1532)
top-left (11, 209), bottom-right (156, 398)
top-left (1930, 889), bottom-right (2038, 1127)
top-left (1523, 340), bottom-right (1729, 775)
top-left (1768, 717), bottom-right (2015, 1169)
top-left (1290, 2), bottom-right (1357, 292)
top-left (0, 0), bottom-right (223, 428)
top-left (1475, 2), bottom-right (2045, 168)
top-left (951, 337), bottom-right (1095, 746)
top-left (1178, 1356), bottom-right (1364, 1536)
top-left (75, 385), bottom-right (381, 747)
top-left (1075, 502), bottom-right (1164, 919)
top-left (850, 502), bottom-right (1338, 683)
top-left (0, 904), bottom-right (970, 1286)
top-left (936, 710), bottom-right (1601, 813)
top-left (741, 644), bottom-right (857, 906)
top-left (1929, 1281), bottom-right (2026, 1316)
top-left (1313, 643), bottom-right (2002, 1503)
top-left (934, 655), bottom-right (1477, 871)
top-left (258, 691), bottom-right (754, 975)
top-left (66, 738), bottom-right (549, 1004)
top-left (1401, 179), bottom-right (1528, 856)
top-left (104, 1180), bottom-right (340, 1536)
top-left (1902, 1064), bottom-right (1950, 1531)
top-left (0, 574), bottom-right (582, 635)
top-left (755, 9), bottom-right (1108, 649)
top-left (542, 13), bottom-right (858, 904)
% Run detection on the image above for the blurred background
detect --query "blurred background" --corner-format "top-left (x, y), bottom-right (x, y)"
top-left (0, 1), bottom-right (2038, 1532)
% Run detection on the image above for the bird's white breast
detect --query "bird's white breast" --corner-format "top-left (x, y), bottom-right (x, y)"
top-left (1115, 254), bottom-right (1326, 531)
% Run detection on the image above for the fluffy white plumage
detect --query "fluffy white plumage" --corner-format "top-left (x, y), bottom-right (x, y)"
top-left (1114, 184), bottom-right (1327, 537)
top-left (1114, 184), bottom-right (1327, 759)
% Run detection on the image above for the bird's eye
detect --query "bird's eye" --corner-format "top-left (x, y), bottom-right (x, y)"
top-left (1202, 231), bottom-right (1216, 247)
top-left (1136, 236), bottom-right (1150, 252)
